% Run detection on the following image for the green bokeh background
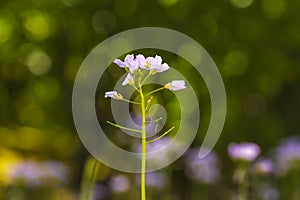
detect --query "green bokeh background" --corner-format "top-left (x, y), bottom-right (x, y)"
top-left (0, 0), bottom-right (300, 199)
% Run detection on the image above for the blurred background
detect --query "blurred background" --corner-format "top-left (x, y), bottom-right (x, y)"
top-left (0, 0), bottom-right (300, 199)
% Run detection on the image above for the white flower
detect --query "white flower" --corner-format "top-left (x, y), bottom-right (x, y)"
top-left (146, 55), bottom-right (170, 73)
top-left (114, 54), bottom-right (139, 73)
top-left (113, 54), bottom-right (134, 68)
top-left (114, 54), bottom-right (171, 74)
top-left (124, 54), bottom-right (134, 63)
top-left (113, 59), bottom-right (126, 68)
top-left (122, 73), bottom-right (135, 86)
top-left (164, 80), bottom-right (186, 91)
top-left (136, 54), bottom-right (147, 68)
top-left (104, 91), bottom-right (123, 100)
top-left (127, 60), bottom-right (139, 73)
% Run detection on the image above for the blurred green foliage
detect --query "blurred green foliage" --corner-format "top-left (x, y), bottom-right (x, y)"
top-left (1, 0), bottom-right (300, 199)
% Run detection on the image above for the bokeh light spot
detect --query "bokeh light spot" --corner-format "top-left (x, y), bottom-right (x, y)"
top-left (92, 10), bottom-right (117, 35)
top-left (0, 18), bottom-right (13, 44)
top-left (64, 56), bottom-right (83, 82)
top-left (26, 50), bottom-right (52, 75)
top-left (23, 10), bottom-right (53, 41)
top-left (113, 0), bottom-right (137, 18)
top-left (230, 0), bottom-right (254, 8)
top-left (262, 0), bottom-right (286, 19)
top-left (157, 0), bottom-right (179, 7)
top-left (223, 49), bottom-right (249, 77)
top-left (61, 0), bottom-right (81, 7)
top-left (33, 77), bottom-right (60, 101)
top-left (18, 105), bottom-right (44, 126)
top-left (258, 74), bottom-right (282, 97)
top-left (0, 148), bottom-right (21, 184)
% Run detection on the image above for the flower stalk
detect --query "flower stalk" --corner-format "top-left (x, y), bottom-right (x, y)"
top-left (139, 84), bottom-right (147, 200)
top-left (105, 54), bottom-right (186, 200)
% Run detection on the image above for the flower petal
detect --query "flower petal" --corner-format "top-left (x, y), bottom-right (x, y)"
top-left (165, 80), bottom-right (186, 91)
top-left (128, 60), bottom-right (139, 73)
top-left (104, 91), bottom-right (123, 99)
top-left (153, 55), bottom-right (162, 65)
top-left (114, 59), bottom-right (126, 68)
top-left (122, 73), bottom-right (135, 86)
top-left (124, 54), bottom-right (134, 64)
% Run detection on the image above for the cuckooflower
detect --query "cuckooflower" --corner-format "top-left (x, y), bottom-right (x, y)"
top-left (114, 54), bottom-right (139, 73)
top-left (104, 91), bottom-right (123, 100)
top-left (113, 59), bottom-right (126, 68)
top-left (146, 55), bottom-right (170, 73)
top-left (136, 54), bottom-right (147, 68)
top-left (164, 80), bottom-right (186, 91)
top-left (122, 73), bottom-right (135, 86)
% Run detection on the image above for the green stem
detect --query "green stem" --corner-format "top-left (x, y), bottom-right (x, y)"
top-left (132, 84), bottom-right (140, 92)
top-left (107, 121), bottom-right (142, 133)
top-left (141, 71), bottom-right (152, 85)
top-left (237, 162), bottom-right (249, 200)
top-left (145, 87), bottom-right (165, 97)
top-left (145, 96), bottom-right (153, 111)
top-left (292, 167), bottom-right (300, 200)
top-left (146, 126), bottom-right (174, 144)
top-left (79, 157), bottom-right (100, 200)
top-left (121, 98), bottom-right (141, 105)
top-left (140, 85), bottom-right (147, 200)
top-left (146, 117), bottom-right (162, 124)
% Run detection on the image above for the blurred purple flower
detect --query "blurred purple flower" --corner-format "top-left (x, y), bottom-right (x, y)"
top-left (228, 142), bottom-right (261, 162)
top-left (10, 162), bottom-right (42, 186)
top-left (185, 148), bottom-right (221, 184)
top-left (275, 136), bottom-right (300, 174)
top-left (253, 159), bottom-right (274, 174)
top-left (10, 160), bottom-right (69, 187)
top-left (136, 172), bottom-right (167, 189)
top-left (109, 174), bottom-right (130, 193)
top-left (260, 186), bottom-right (279, 200)
top-left (43, 161), bottom-right (69, 183)
top-left (94, 183), bottom-right (109, 200)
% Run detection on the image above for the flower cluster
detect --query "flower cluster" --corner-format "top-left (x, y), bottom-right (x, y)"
top-left (105, 54), bottom-right (186, 99)
top-left (114, 54), bottom-right (170, 74)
